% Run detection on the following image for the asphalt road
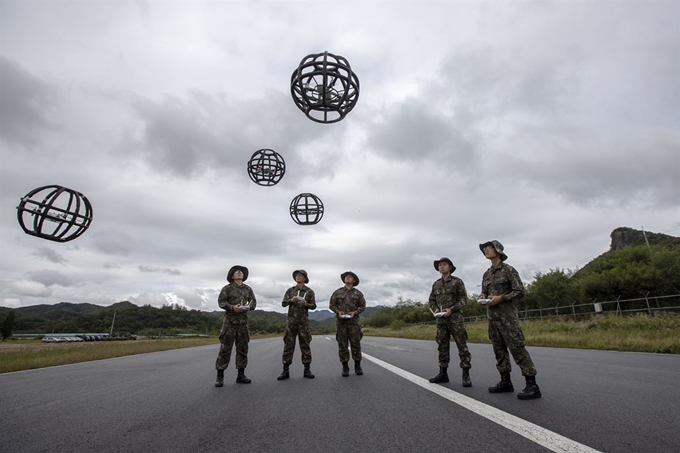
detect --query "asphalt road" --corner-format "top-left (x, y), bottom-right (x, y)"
top-left (1, 336), bottom-right (678, 453)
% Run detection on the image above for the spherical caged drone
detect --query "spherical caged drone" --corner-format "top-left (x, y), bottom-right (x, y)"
top-left (290, 193), bottom-right (324, 225)
top-left (291, 51), bottom-right (360, 124)
top-left (16, 185), bottom-right (93, 242)
top-left (247, 149), bottom-right (286, 186)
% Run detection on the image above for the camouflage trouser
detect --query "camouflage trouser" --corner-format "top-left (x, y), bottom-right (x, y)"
top-left (336, 321), bottom-right (362, 363)
top-left (488, 311), bottom-right (536, 376)
top-left (435, 319), bottom-right (471, 369)
top-left (215, 322), bottom-right (249, 370)
top-left (282, 322), bottom-right (312, 364)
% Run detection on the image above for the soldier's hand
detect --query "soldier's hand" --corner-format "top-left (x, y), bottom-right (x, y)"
top-left (489, 296), bottom-right (503, 306)
top-left (349, 311), bottom-right (355, 318)
top-left (232, 305), bottom-right (240, 313)
top-left (444, 308), bottom-right (452, 317)
top-left (337, 311), bottom-right (345, 318)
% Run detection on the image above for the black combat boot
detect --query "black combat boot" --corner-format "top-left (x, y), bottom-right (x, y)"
top-left (215, 369), bottom-right (224, 388)
top-left (303, 363), bottom-right (315, 379)
top-left (462, 369), bottom-right (472, 387)
top-left (354, 360), bottom-right (363, 375)
top-left (277, 363), bottom-right (290, 381)
top-left (517, 375), bottom-right (541, 400)
top-left (488, 372), bottom-right (514, 393)
top-left (429, 367), bottom-right (449, 383)
top-left (236, 368), bottom-right (251, 384)
top-left (341, 361), bottom-right (350, 377)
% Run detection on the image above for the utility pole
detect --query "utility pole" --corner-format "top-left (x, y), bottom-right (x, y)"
top-left (109, 309), bottom-right (116, 336)
top-left (641, 226), bottom-right (653, 257)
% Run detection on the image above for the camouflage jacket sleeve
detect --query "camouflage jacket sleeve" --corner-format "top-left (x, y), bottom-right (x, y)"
top-left (282, 287), bottom-right (296, 308)
top-left (451, 278), bottom-right (467, 312)
top-left (247, 286), bottom-right (257, 310)
top-left (501, 264), bottom-right (524, 302)
top-left (306, 287), bottom-right (317, 310)
top-left (355, 289), bottom-right (366, 315)
top-left (428, 281), bottom-right (438, 308)
top-left (481, 269), bottom-right (490, 299)
top-left (329, 289), bottom-right (340, 314)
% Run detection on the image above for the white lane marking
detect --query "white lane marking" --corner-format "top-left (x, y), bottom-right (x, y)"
top-left (362, 353), bottom-right (601, 453)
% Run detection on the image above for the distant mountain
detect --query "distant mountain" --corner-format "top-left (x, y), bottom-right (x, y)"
top-left (109, 301), bottom-right (138, 310)
top-left (308, 309), bottom-right (334, 321)
top-left (362, 306), bottom-right (387, 319)
top-left (1, 302), bottom-right (105, 320)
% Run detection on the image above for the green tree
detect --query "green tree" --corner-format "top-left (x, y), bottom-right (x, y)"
top-left (523, 268), bottom-right (578, 310)
top-left (1, 310), bottom-right (16, 341)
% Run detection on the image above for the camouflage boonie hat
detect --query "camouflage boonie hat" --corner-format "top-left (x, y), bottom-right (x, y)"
top-left (227, 265), bottom-right (249, 283)
top-left (433, 257), bottom-right (456, 272)
top-left (479, 240), bottom-right (508, 261)
top-left (292, 269), bottom-right (309, 283)
top-left (340, 271), bottom-right (360, 287)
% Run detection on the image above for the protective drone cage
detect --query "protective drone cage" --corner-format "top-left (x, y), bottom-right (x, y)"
top-left (247, 149), bottom-right (286, 186)
top-left (291, 51), bottom-right (360, 124)
top-left (290, 193), bottom-right (324, 225)
top-left (16, 185), bottom-right (93, 242)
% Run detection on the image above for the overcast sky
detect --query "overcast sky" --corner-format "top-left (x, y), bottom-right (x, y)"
top-left (1, 0), bottom-right (678, 314)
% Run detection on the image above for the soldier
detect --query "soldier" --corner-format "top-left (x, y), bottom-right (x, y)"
top-left (427, 257), bottom-right (472, 387)
top-left (214, 265), bottom-right (257, 387)
top-left (480, 240), bottom-right (541, 399)
top-left (277, 269), bottom-right (317, 380)
top-left (329, 271), bottom-right (366, 377)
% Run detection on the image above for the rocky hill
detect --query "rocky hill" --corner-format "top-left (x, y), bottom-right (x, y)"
top-left (609, 227), bottom-right (678, 250)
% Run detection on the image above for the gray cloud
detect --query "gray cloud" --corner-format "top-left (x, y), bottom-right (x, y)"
top-left (138, 265), bottom-right (182, 276)
top-left (0, 55), bottom-right (57, 147)
top-left (506, 134), bottom-right (680, 208)
top-left (125, 90), bottom-right (342, 180)
top-left (90, 229), bottom-right (137, 256)
top-left (25, 270), bottom-right (79, 287)
top-left (7, 280), bottom-right (52, 298)
top-left (30, 247), bottom-right (68, 264)
top-left (365, 99), bottom-right (478, 170)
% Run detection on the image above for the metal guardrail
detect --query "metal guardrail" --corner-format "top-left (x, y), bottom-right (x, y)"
top-left (462, 294), bottom-right (680, 323)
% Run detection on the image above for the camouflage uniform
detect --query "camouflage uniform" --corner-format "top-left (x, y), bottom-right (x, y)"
top-left (329, 286), bottom-right (366, 362)
top-left (428, 276), bottom-right (472, 370)
top-left (215, 282), bottom-right (257, 370)
top-left (281, 285), bottom-right (317, 364)
top-left (482, 262), bottom-right (536, 377)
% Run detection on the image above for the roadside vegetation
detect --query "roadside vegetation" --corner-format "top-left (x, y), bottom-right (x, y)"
top-left (0, 337), bottom-right (218, 374)
top-left (364, 312), bottom-right (680, 355)
top-left (1, 313), bottom-right (677, 374)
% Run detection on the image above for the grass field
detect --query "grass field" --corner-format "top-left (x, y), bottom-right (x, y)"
top-left (363, 312), bottom-right (680, 354)
top-left (0, 337), bottom-right (219, 374)
top-left (1, 313), bottom-right (677, 374)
